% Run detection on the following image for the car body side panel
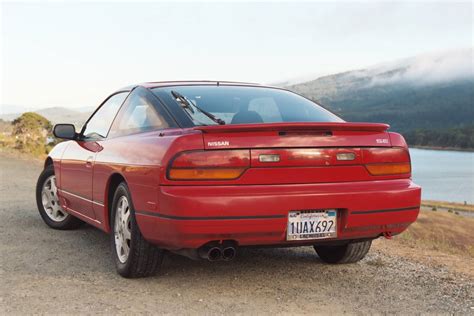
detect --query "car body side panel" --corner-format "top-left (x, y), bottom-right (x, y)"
top-left (58, 141), bottom-right (102, 220)
top-left (47, 140), bottom-right (71, 188)
top-left (90, 129), bottom-right (203, 232)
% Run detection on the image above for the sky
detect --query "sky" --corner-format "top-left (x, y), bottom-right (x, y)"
top-left (1, 1), bottom-right (473, 113)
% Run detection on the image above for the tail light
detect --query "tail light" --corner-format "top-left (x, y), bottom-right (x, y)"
top-left (362, 148), bottom-right (411, 176)
top-left (168, 150), bottom-right (250, 180)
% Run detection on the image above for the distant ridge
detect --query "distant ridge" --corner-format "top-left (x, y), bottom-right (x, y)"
top-left (0, 107), bottom-right (92, 127)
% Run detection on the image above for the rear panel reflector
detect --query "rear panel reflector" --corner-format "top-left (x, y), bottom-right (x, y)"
top-left (250, 148), bottom-right (362, 167)
top-left (336, 152), bottom-right (356, 161)
top-left (259, 154), bottom-right (281, 163)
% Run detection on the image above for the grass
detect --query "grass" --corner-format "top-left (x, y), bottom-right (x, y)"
top-left (422, 200), bottom-right (474, 213)
top-left (396, 209), bottom-right (474, 258)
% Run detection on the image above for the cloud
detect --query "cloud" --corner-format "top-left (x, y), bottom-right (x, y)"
top-left (359, 48), bottom-right (474, 87)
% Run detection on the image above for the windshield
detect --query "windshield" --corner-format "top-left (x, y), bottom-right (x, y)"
top-left (152, 85), bottom-right (343, 126)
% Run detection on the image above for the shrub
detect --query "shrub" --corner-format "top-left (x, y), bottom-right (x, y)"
top-left (11, 112), bottom-right (52, 156)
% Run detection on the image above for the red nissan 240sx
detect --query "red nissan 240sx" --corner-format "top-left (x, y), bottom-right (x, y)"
top-left (36, 81), bottom-right (421, 278)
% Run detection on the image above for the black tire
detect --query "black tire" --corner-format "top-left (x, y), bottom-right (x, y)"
top-left (110, 182), bottom-right (164, 278)
top-left (314, 240), bottom-right (372, 264)
top-left (36, 164), bottom-right (83, 230)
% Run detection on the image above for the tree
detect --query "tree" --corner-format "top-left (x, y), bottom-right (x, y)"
top-left (12, 112), bottom-right (53, 156)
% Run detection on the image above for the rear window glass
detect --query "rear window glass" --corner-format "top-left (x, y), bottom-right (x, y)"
top-left (152, 85), bottom-right (343, 126)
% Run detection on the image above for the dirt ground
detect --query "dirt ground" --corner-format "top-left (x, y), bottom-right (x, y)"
top-left (1, 153), bottom-right (473, 314)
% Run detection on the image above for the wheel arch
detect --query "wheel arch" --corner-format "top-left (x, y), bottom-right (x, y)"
top-left (105, 173), bottom-right (127, 232)
top-left (44, 157), bottom-right (53, 169)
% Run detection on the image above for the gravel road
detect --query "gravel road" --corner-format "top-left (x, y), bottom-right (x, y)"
top-left (1, 153), bottom-right (473, 314)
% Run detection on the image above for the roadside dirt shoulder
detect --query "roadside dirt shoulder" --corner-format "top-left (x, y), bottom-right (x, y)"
top-left (373, 208), bottom-right (474, 278)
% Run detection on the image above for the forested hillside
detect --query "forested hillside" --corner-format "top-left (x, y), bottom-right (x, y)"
top-left (287, 49), bottom-right (474, 149)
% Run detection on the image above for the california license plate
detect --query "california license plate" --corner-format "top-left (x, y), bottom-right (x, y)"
top-left (287, 210), bottom-right (337, 241)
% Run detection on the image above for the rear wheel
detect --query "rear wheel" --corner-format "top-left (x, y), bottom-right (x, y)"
top-left (314, 240), bottom-right (372, 264)
top-left (36, 164), bottom-right (83, 230)
top-left (110, 182), bottom-right (164, 278)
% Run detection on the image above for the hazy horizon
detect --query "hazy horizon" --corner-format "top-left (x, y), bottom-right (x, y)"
top-left (1, 1), bottom-right (473, 114)
top-left (1, 47), bottom-right (473, 116)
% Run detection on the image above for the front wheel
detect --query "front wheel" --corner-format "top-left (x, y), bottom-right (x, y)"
top-left (314, 240), bottom-right (372, 264)
top-left (110, 182), bottom-right (164, 278)
top-left (36, 164), bottom-right (83, 230)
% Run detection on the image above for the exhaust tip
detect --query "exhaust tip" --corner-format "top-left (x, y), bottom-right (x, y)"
top-left (207, 247), bottom-right (222, 261)
top-left (222, 247), bottom-right (236, 261)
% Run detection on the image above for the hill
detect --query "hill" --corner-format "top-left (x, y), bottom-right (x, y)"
top-left (0, 107), bottom-right (91, 128)
top-left (286, 49), bottom-right (474, 149)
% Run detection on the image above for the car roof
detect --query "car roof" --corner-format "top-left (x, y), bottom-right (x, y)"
top-left (119, 80), bottom-right (272, 91)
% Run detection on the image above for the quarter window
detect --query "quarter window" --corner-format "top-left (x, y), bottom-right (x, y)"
top-left (82, 92), bottom-right (128, 139)
top-left (109, 88), bottom-right (170, 137)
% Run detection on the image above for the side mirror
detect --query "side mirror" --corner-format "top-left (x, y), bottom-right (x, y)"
top-left (53, 124), bottom-right (77, 140)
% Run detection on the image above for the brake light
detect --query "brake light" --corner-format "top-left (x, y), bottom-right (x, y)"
top-left (362, 148), bottom-right (411, 176)
top-left (168, 150), bottom-right (250, 180)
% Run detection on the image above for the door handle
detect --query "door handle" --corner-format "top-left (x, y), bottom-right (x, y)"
top-left (86, 156), bottom-right (94, 168)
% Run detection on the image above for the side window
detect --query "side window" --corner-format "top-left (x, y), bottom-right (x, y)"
top-left (82, 92), bottom-right (128, 139)
top-left (109, 88), bottom-right (170, 137)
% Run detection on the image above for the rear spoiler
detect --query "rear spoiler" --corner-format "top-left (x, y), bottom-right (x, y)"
top-left (194, 122), bottom-right (390, 133)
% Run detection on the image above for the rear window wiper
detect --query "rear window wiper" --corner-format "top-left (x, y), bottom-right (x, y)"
top-left (171, 90), bottom-right (225, 125)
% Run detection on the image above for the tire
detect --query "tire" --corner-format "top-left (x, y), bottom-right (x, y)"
top-left (314, 240), bottom-right (372, 264)
top-left (36, 164), bottom-right (83, 230)
top-left (110, 182), bottom-right (164, 278)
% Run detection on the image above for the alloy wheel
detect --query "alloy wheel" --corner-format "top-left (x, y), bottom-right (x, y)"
top-left (41, 175), bottom-right (68, 222)
top-left (114, 196), bottom-right (132, 263)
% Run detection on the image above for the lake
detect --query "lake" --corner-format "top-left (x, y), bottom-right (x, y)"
top-left (410, 148), bottom-right (474, 204)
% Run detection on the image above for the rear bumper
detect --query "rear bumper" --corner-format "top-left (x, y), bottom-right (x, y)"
top-left (136, 179), bottom-right (421, 250)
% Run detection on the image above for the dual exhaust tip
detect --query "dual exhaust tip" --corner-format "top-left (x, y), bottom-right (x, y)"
top-left (200, 245), bottom-right (236, 262)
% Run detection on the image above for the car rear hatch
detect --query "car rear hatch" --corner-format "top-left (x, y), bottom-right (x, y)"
top-left (167, 122), bottom-right (411, 185)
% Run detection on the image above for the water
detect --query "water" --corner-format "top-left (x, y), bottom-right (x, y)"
top-left (410, 148), bottom-right (474, 204)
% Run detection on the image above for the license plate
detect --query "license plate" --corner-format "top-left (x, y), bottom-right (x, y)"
top-left (287, 210), bottom-right (337, 240)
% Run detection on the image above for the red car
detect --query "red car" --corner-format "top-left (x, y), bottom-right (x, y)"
top-left (36, 81), bottom-right (421, 278)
